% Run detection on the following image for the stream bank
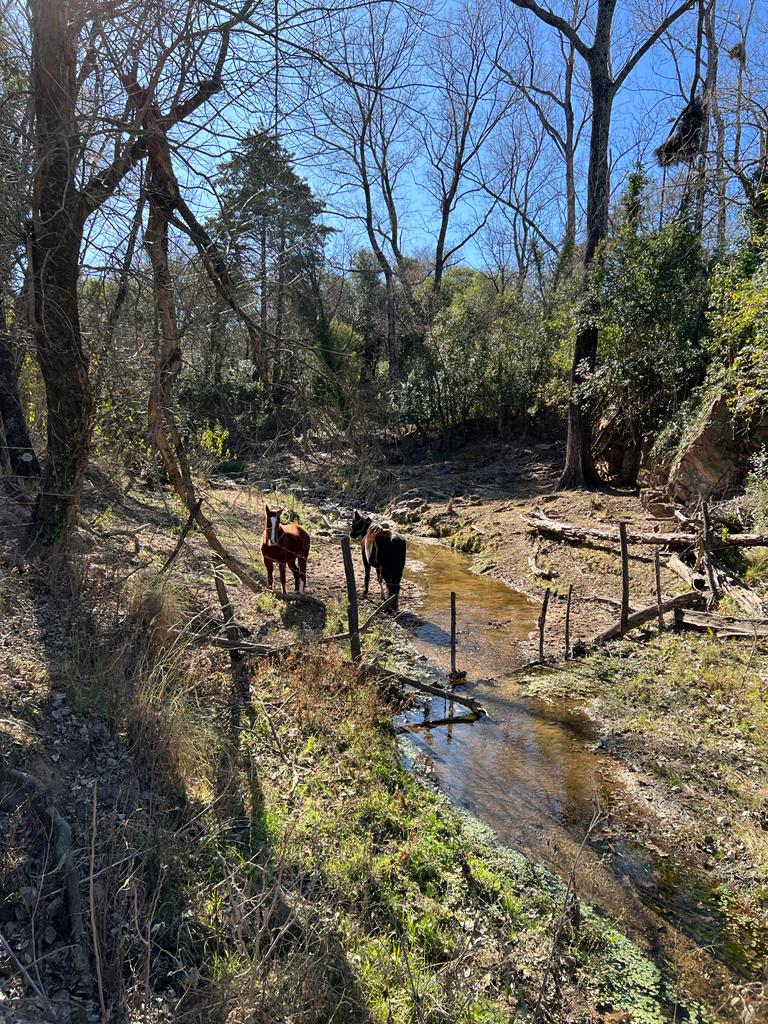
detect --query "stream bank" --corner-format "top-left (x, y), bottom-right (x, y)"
top-left (395, 539), bottom-right (767, 1023)
top-left (206, 460), bottom-right (768, 1021)
top-left (3, 453), bottom-right (763, 1023)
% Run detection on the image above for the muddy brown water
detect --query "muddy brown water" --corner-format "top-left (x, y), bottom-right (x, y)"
top-left (399, 540), bottom-right (766, 1020)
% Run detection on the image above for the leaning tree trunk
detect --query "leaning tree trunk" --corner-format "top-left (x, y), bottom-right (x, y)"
top-left (557, 67), bottom-right (613, 491)
top-left (0, 293), bottom-right (40, 477)
top-left (26, 0), bottom-right (92, 552)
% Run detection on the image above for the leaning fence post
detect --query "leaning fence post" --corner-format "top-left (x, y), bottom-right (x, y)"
top-left (619, 523), bottom-right (630, 635)
top-left (564, 583), bottom-right (574, 659)
top-left (654, 550), bottom-right (664, 632)
top-left (340, 536), bottom-right (361, 662)
top-left (538, 587), bottom-right (550, 664)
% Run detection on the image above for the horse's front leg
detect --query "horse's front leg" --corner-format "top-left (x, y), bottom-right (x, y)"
top-left (361, 550), bottom-right (371, 596)
top-left (278, 561), bottom-right (287, 595)
top-left (376, 567), bottom-right (385, 599)
top-left (264, 557), bottom-right (274, 590)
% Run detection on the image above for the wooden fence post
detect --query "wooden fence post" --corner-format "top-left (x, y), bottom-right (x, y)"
top-left (538, 588), bottom-right (550, 664)
top-left (701, 500), bottom-right (720, 608)
top-left (450, 591), bottom-right (457, 678)
top-left (564, 583), bottom-right (574, 659)
top-left (619, 523), bottom-right (630, 635)
top-left (340, 536), bottom-right (361, 662)
top-left (449, 591), bottom-right (466, 681)
top-left (654, 550), bottom-right (664, 632)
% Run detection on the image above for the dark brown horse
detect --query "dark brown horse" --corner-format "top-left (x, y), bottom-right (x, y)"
top-left (261, 505), bottom-right (310, 593)
top-left (350, 510), bottom-right (407, 611)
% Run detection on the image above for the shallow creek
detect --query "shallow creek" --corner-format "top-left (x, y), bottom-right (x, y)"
top-left (398, 539), bottom-right (765, 1018)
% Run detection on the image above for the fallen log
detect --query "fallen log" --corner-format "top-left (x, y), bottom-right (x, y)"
top-left (524, 511), bottom-right (697, 549)
top-left (673, 609), bottom-right (768, 637)
top-left (399, 712), bottom-right (479, 732)
top-left (524, 511), bottom-right (768, 551)
top-left (718, 532), bottom-right (768, 548)
top-left (668, 552), bottom-right (762, 616)
top-left (667, 553), bottom-right (706, 591)
top-left (593, 591), bottom-right (703, 644)
top-left (375, 666), bottom-right (485, 715)
top-left (712, 559), bottom-right (764, 617)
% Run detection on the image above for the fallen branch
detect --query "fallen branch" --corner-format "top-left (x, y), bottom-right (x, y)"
top-left (160, 498), bottom-right (202, 573)
top-left (207, 595), bottom-right (397, 658)
top-left (0, 931), bottom-right (48, 1004)
top-left (593, 591), bottom-right (703, 644)
top-left (0, 765), bottom-right (91, 993)
top-left (529, 540), bottom-right (556, 580)
top-left (399, 712), bottom-right (480, 732)
top-left (319, 594), bottom-right (397, 644)
top-left (374, 666), bottom-right (485, 715)
top-left (673, 608), bottom-right (768, 637)
top-left (579, 593), bottom-right (638, 612)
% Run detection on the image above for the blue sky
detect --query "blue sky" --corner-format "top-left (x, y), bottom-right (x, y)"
top-left (94, 0), bottom-right (766, 279)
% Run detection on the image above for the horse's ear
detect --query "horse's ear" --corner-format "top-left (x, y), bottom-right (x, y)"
top-left (265, 504), bottom-right (271, 515)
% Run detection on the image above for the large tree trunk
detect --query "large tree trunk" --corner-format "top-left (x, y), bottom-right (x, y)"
top-left (0, 293), bottom-right (40, 477)
top-left (558, 67), bottom-right (613, 490)
top-left (26, 0), bottom-right (92, 552)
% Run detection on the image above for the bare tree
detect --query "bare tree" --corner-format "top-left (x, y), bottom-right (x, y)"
top-left (496, 4), bottom-right (590, 251)
top-left (301, 0), bottom-right (424, 384)
top-left (23, 0), bottom-right (252, 553)
top-left (420, 1), bottom-right (512, 299)
top-left (507, 0), bottom-right (696, 489)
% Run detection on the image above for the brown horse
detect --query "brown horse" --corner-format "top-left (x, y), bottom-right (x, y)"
top-left (261, 505), bottom-right (311, 593)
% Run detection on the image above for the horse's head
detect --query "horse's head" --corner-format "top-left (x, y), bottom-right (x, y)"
top-left (264, 504), bottom-right (284, 545)
top-left (350, 509), bottom-right (371, 540)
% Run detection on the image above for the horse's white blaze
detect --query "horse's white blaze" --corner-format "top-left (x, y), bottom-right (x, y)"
top-left (269, 515), bottom-right (278, 544)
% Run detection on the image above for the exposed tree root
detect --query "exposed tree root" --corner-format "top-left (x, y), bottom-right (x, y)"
top-left (0, 764), bottom-right (91, 997)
